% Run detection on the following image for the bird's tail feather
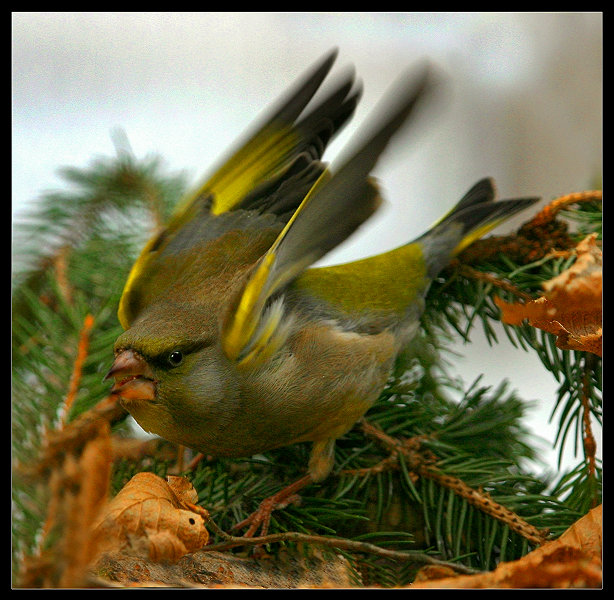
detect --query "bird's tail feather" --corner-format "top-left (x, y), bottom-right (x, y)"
top-left (419, 178), bottom-right (540, 276)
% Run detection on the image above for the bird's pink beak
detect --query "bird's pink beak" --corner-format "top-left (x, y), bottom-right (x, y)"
top-left (105, 349), bottom-right (156, 402)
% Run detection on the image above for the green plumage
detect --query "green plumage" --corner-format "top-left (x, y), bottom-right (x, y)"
top-left (109, 50), bottom-right (541, 501)
top-left (292, 243), bottom-right (428, 316)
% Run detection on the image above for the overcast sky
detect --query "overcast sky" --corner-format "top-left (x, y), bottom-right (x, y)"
top-left (12, 12), bottom-right (602, 475)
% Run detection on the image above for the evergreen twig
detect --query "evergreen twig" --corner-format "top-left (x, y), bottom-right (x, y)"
top-left (355, 419), bottom-right (549, 547)
top-left (59, 314), bottom-right (96, 427)
top-left (12, 145), bottom-right (602, 586)
top-left (203, 516), bottom-right (481, 576)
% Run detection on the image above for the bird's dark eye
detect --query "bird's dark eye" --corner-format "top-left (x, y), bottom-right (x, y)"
top-left (168, 350), bottom-right (183, 367)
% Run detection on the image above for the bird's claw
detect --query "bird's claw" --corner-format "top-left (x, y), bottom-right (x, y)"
top-left (232, 493), bottom-right (302, 538)
top-left (232, 474), bottom-right (313, 541)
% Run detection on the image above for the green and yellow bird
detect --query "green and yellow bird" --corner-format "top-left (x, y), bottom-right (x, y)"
top-left (106, 49), bottom-right (540, 533)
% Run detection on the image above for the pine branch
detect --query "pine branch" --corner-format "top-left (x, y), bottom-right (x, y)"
top-left (427, 192), bottom-right (602, 482)
top-left (202, 516), bottom-right (481, 576)
top-left (354, 420), bottom-right (548, 546)
top-left (12, 144), bottom-right (602, 586)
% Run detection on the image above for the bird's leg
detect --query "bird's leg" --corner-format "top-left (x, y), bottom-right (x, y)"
top-left (232, 474), bottom-right (313, 538)
top-left (232, 439), bottom-right (334, 538)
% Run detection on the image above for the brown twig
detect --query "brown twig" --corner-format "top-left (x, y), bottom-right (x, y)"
top-left (202, 516), bottom-right (481, 576)
top-left (453, 263), bottom-right (534, 302)
top-left (58, 314), bottom-right (96, 427)
top-left (18, 418), bottom-right (113, 588)
top-left (528, 190), bottom-right (602, 227)
top-left (357, 420), bottom-right (549, 547)
top-left (18, 395), bottom-right (126, 480)
top-left (186, 452), bottom-right (206, 471)
top-left (581, 354), bottom-right (598, 501)
top-left (53, 245), bottom-right (74, 305)
top-left (419, 467), bottom-right (548, 547)
top-left (341, 453), bottom-right (401, 477)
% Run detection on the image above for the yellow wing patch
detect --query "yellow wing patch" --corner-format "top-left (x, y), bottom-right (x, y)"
top-left (117, 49), bottom-right (349, 331)
top-left (175, 125), bottom-right (300, 218)
top-left (117, 124), bottom-right (302, 330)
top-left (222, 252), bottom-right (277, 363)
top-left (117, 232), bottom-right (166, 329)
top-left (221, 171), bottom-right (330, 364)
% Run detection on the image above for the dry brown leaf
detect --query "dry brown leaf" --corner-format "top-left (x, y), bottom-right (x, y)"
top-left (495, 233), bottom-right (602, 356)
top-left (95, 472), bottom-right (209, 563)
top-left (555, 502), bottom-right (602, 563)
top-left (411, 504), bottom-right (602, 588)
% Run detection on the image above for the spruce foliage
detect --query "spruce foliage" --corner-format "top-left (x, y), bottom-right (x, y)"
top-left (11, 143), bottom-right (601, 586)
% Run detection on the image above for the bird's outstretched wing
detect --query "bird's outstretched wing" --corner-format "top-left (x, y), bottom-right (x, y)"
top-left (118, 48), bottom-right (360, 328)
top-left (221, 65), bottom-right (434, 367)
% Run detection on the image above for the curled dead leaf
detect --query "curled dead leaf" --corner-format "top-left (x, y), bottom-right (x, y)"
top-left (95, 472), bottom-right (209, 563)
top-left (495, 233), bottom-right (602, 356)
top-left (411, 504), bottom-right (602, 588)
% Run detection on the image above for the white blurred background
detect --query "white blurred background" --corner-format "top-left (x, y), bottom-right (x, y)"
top-left (12, 12), bottom-right (602, 476)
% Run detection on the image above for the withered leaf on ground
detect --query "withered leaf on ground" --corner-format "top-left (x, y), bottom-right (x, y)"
top-left (94, 472), bottom-right (209, 563)
top-left (495, 233), bottom-right (602, 356)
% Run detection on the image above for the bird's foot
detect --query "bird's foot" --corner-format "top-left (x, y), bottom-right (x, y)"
top-left (232, 474), bottom-right (312, 538)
